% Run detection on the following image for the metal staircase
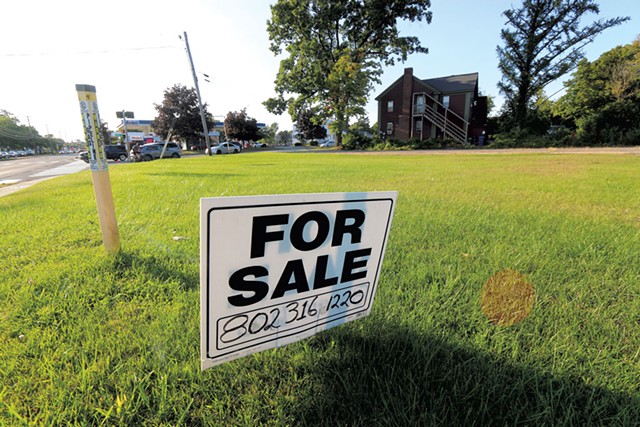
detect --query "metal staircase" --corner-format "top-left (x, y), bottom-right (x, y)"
top-left (413, 93), bottom-right (468, 143)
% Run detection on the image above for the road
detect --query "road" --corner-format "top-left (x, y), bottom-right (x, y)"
top-left (0, 154), bottom-right (89, 197)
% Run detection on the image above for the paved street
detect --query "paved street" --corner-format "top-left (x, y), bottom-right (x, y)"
top-left (0, 154), bottom-right (89, 197)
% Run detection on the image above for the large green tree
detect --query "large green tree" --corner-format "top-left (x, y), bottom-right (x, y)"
top-left (260, 122), bottom-right (279, 144)
top-left (224, 109), bottom-right (261, 142)
top-left (553, 37), bottom-right (640, 144)
top-left (276, 129), bottom-right (292, 145)
top-left (152, 84), bottom-right (213, 144)
top-left (265, 0), bottom-right (432, 146)
top-left (497, 0), bottom-right (628, 131)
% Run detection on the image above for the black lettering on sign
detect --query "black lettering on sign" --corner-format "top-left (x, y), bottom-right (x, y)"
top-left (341, 248), bottom-right (372, 283)
top-left (313, 254), bottom-right (338, 290)
top-left (228, 266), bottom-right (269, 307)
top-left (290, 211), bottom-right (330, 252)
top-left (251, 214), bottom-right (289, 259)
top-left (332, 209), bottom-right (365, 246)
top-left (271, 259), bottom-right (310, 299)
top-left (250, 209), bottom-right (367, 259)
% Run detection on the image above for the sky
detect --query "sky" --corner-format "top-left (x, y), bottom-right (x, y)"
top-left (1, 0), bottom-right (638, 142)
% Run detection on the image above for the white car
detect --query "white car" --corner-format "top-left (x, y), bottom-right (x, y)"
top-left (212, 142), bottom-right (240, 154)
top-left (319, 140), bottom-right (336, 147)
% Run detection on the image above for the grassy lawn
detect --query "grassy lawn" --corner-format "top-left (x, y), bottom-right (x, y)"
top-left (1, 151), bottom-right (639, 425)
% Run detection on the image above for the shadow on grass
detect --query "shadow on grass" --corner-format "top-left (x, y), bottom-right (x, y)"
top-left (292, 325), bottom-right (639, 426)
top-left (110, 250), bottom-right (199, 292)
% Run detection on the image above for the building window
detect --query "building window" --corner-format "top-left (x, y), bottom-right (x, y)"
top-left (443, 95), bottom-right (450, 109)
top-left (416, 120), bottom-right (422, 132)
top-left (387, 100), bottom-right (394, 112)
top-left (415, 95), bottom-right (425, 114)
top-left (386, 122), bottom-right (393, 135)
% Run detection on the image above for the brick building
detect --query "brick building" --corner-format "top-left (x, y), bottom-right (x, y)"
top-left (375, 68), bottom-right (488, 143)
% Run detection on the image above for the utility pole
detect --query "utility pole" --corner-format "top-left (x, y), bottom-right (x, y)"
top-left (122, 110), bottom-right (129, 151)
top-left (46, 124), bottom-right (52, 154)
top-left (116, 110), bottom-right (134, 157)
top-left (182, 31), bottom-right (211, 155)
top-left (26, 116), bottom-right (35, 152)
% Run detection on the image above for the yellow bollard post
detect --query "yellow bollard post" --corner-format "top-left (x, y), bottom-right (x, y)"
top-left (75, 84), bottom-right (120, 254)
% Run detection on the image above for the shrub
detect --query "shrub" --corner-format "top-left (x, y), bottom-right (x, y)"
top-left (545, 126), bottom-right (577, 147)
top-left (488, 134), bottom-right (518, 148)
top-left (342, 132), bottom-right (374, 150)
top-left (489, 130), bottom-right (569, 148)
top-left (575, 100), bottom-right (640, 146)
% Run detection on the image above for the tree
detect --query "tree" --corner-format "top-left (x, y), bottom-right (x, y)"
top-left (260, 122), bottom-right (279, 144)
top-left (0, 111), bottom-right (43, 150)
top-left (497, 0), bottom-right (628, 130)
top-left (276, 130), bottom-right (292, 145)
top-left (296, 109), bottom-right (327, 144)
top-left (265, 0), bottom-right (432, 146)
top-left (349, 116), bottom-right (373, 136)
top-left (553, 37), bottom-right (640, 143)
top-left (479, 89), bottom-right (496, 116)
top-left (224, 109), bottom-right (261, 142)
top-left (152, 84), bottom-right (213, 144)
top-left (99, 122), bottom-right (112, 146)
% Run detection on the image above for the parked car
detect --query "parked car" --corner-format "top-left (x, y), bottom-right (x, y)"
top-left (189, 142), bottom-right (208, 151)
top-left (319, 140), bottom-right (336, 148)
top-left (104, 145), bottom-right (129, 161)
top-left (252, 142), bottom-right (268, 148)
top-left (211, 142), bottom-right (240, 155)
top-left (228, 141), bottom-right (243, 151)
top-left (78, 151), bottom-right (89, 163)
top-left (140, 142), bottom-right (182, 161)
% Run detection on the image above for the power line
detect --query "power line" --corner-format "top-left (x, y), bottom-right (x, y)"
top-left (0, 126), bottom-right (48, 140)
top-left (0, 129), bottom-right (33, 139)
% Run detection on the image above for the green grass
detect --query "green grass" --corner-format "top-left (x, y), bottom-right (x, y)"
top-left (1, 151), bottom-right (639, 426)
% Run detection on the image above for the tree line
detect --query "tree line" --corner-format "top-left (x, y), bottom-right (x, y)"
top-left (0, 110), bottom-right (65, 153)
top-left (493, 0), bottom-right (636, 147)
top-left (136, 1), bottom-right (638, 150)
top-left (150, 84), bottom-right (292, 148)
top-left (260, 0), bottom-right (635, 148)
top-left (26, 1), bottom-right (629, 151)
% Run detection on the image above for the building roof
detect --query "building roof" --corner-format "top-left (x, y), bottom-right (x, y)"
top-left (422, 72), bottom-right (478, 94)
top-left (374, 70), bottom-right (479, 101)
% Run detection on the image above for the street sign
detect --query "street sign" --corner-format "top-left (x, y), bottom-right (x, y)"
top-left (200, 192), bottom-right (397, 370)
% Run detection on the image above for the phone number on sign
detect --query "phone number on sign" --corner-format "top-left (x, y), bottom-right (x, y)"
top-left (215, 282), bottom-right (370, 351)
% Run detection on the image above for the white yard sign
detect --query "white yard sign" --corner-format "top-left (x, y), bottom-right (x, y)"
top-left (200, 192), bottom-right (397, 370)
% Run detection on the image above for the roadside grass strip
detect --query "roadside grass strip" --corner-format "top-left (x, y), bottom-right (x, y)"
top-left (1, 152), bottom-right (638, 425)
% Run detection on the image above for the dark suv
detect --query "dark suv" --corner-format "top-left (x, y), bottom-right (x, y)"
top-left (104, 145), bottom-right (129, 161)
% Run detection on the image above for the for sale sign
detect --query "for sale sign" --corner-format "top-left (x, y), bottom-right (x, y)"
top-left (200, 192), bottom-right (397, 370)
